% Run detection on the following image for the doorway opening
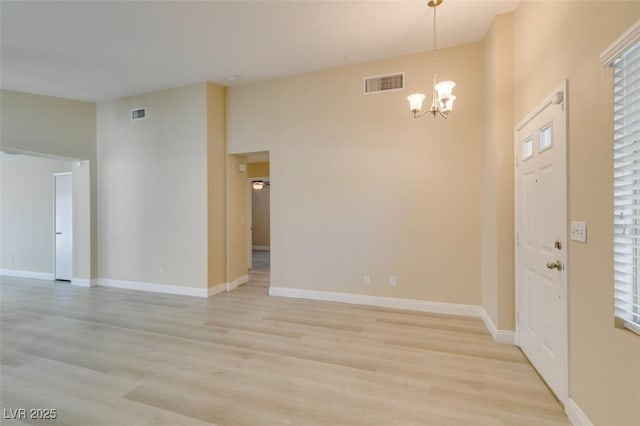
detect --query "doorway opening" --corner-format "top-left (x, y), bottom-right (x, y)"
top-left (249, 178), bottom-right (270, 288)
top-left (245, 152), bottom-right (270, 291)
top-left (0, 150), bottom-right (92, 286)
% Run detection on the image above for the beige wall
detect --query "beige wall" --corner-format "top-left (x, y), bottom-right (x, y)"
top-left (227, 155), bottom-right (249, 281)
top-left (97, 84), bottom-right (208, 288)
top-left (0, 155), bottom-right (72, 274)
top-left (0, 90), bottom-right (98, 278)
top-left (252, 184), bottom-right (270, 247)
top-left (207, 83), bottom-right (228, 289)
top-left (247, 161), bottom-right (270, 178)
top-left (72, 160), bottom-right (92, 279)
top-left (514, 1), bottom-right (640, 424)
top-left (1, 90), bottom-right (96, 160)
top-left (482, 13), bottom-right (515, 331)
top-left (228, 44), bottom-right (484, 303)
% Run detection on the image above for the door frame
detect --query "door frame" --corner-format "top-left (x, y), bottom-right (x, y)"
top-left (53, 172), bottom-right (73, 281)
top-left (514, 80), bottom-right (569, 402)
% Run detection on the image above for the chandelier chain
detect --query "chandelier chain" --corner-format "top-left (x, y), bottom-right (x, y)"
top-left (433, 2), bottom-right (438, 73)
top-left (406, 0), bottom-right (455, 119)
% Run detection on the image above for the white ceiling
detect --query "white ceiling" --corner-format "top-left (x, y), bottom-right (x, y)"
top-left (0, 0), bottom-right (520, 102)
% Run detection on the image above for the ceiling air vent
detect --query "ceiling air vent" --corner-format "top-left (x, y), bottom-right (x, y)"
top-left (364, 73), bottom-right (404, 94)
top-left (131, 108), bottom-right (147, 121)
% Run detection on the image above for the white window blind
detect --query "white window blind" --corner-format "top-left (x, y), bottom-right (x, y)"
top-left (613, 38), bottom-right (640, 336)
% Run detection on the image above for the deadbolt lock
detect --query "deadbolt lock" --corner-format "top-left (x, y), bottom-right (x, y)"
top-left (554, 240), bottom-right (562, 250)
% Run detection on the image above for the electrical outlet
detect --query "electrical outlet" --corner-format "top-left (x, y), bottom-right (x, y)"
top-left (364, 275), bottom-right (371, 285)
top-left (390, 276), bottom-right (397, 286)
top-left (9, 255), bottom-right (13, 263)
top-left (160, 266), bottom-right (165, 274)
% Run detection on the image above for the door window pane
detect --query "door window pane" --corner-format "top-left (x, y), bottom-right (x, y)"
top-left (539, 124), bottom-right (552, 151)
top-left (523, 137), bottom-right (533, 160)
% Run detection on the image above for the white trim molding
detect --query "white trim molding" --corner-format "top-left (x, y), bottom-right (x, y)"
top-left (565, 398), bottom-right (594, 426)
top-left (209, 275), bottom-right (250, 296)
top-left (97, 276), bottom-right (252, 298)
top-left (99, 278), bottom-right (208, 297)
top-left (480, 308), bottom-right (516, 345)
top-left (208, 282), bottom-right (227, 297)
top-left (0, 269), bottom-right (54, 281)
top-left (226, 274), bottom-right (249, 291)
top-left (601, 18), bottom-right (640, 66)
top-left (252, 245), bottom-right (270, 251)
top-left (71, 277), bottom-right (98, 288)
top-left (268, 287), bottom-right (481, 317)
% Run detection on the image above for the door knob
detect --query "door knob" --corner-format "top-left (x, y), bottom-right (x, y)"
top-left (546, 260), bottom-right (563, 270)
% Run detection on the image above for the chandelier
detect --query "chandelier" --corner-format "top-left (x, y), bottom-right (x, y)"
top-left (252, 180), bottom-right (269, 190)
top-left (407, 0), bottom-right (456, 119)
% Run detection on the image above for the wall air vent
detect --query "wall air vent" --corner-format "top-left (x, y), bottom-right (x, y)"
top-left (131, 108), bottom-right (147, 121)
top-left (364, 73), bottom-right (404, 94)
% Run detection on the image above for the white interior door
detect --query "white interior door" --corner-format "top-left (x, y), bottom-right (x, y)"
top-left (515, 82), bottom-right (568, 403)
top-left (54, 173), bottom-right (72, 281)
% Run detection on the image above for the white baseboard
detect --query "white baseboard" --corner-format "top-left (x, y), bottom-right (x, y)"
top-left (565, 398), bottom-right (594, 426)
top-left (226, 274), bottom-right (250, 291)
top-left (252, 245), bottom-right (270, 251)
top-left (480, 307), bottom-right (516, 345)
top-left (208, 282), bottom-right (227, 297)
top-left (97, 276), bottom-right (251, 298)
top-left (496, 328), bottom-right (516, 345)
top-left (268, 287), bottom-right (481, 317)
top-left (0, 268), bottom-right (54, 280)
top-left (71, 277), bottom-right (98, 288)
top-left (99, 278), bottom-right (208, 298)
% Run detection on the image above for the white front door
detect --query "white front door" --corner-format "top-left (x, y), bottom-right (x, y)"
top-left (515, 82), bottom-right (568, 403)
top-left (54, 173), bottom-right (72, 281)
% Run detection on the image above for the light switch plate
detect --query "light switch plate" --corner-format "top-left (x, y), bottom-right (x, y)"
top-left (571, 221), bottom-right (587, 243)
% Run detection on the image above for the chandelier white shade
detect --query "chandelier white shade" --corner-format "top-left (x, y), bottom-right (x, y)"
top-left (408, 0), bottom-right (456, 119)
top-left (435, 80), bottom-right (455, 102)
top-left (407, 93), bottom-right (427, 113)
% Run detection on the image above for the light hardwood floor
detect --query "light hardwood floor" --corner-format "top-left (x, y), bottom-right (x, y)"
top-left (248, 249), bottom-right (270, 290)
top-left (1, 268), bottom-right (569, 425)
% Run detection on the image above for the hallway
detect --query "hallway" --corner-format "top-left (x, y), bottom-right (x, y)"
top-left (245, 249), bottom-right (270, 293)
